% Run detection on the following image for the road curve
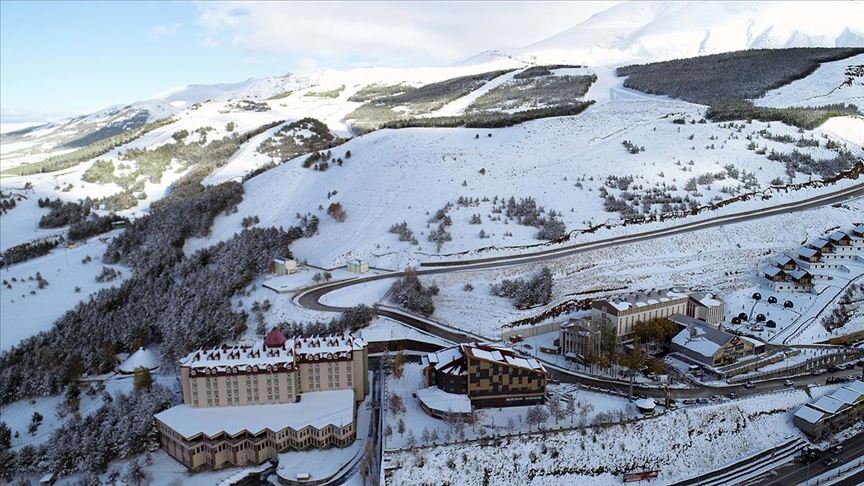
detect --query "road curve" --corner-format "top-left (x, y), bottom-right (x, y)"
top-left (298, 181), bottom-right (864, 315)
top-left (295, 182), bottom-right (864, 398)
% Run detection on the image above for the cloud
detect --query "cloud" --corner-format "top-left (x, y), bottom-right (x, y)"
top-left (148, 22), bottom-right (182, 41)
top-left (193, 1), bottom-right (617, 67)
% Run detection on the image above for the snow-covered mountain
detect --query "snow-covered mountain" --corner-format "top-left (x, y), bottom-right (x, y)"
top-left (467, 1), bottom-right (864, 66)
top-left (152, 73), bottom-right (316, 109)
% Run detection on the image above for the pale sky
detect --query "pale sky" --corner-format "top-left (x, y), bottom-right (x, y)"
top-left (0, 1), bottom-right (618, 121)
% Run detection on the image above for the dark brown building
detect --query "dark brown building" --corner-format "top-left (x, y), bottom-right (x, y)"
top-left (421, 343), bottom-right (547, 408)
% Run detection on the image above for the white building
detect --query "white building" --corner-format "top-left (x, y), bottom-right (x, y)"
top-left (347, 259), bottom-right (369, 274)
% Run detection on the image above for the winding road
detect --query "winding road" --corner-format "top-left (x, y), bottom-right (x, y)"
top-left (295, 181), bottom-right (864, 398)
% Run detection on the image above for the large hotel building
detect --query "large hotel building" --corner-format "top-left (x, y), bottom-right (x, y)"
top-left (155, 328), bottom-right (368, 470)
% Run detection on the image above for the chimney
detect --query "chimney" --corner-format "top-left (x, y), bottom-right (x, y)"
top-left (688, 321), bottom-right (696, 339)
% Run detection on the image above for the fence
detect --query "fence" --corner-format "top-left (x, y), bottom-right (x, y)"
top-left (501, 322), bottom-right (561, 340)
top-left (800, 456), bottom-right (864, 486)
top-left (728, 350), bottom-right (863, 383)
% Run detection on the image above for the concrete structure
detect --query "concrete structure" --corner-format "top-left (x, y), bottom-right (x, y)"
top-left (686, 292), bottom-right (725, 325)
top-left (272, 257), bottom-right (299, 275)
top-left (591, 289), bottom-right (690, 339)
top-left (669, 315), bottom-right (758, 367)
top-left (559, 318), bottom-right (594, 362)
top-left (794, 380), bottom-right (864, 439)
top-left (155, 329), bottom-right (368, 470)
top-left (347, 259), bottom-right (369, 274)
top-left (421, 343), bottom-right (547, 409)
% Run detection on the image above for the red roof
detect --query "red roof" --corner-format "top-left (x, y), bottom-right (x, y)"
top-left (264, 328), bottom-right (288, 348)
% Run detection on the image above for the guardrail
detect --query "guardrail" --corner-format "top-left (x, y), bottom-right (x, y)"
top-left (800, 456), bottom-right (864, 486)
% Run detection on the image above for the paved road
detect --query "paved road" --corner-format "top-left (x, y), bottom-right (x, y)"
top-left (757, 431), bottom-right (864, 485)
top-left (299, 182), bottom-right (864, 316)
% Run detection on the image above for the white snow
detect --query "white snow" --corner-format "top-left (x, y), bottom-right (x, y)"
top-left (755, 53), bottom-right (864, 110)
top-left (154, 389), bottom-right (354, 438)
top-left (117, 347), bottom-right (161, 373)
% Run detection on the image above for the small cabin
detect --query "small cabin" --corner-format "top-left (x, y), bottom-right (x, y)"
top-left (272, 257), bottom-right (299, 275)
top-left (347, 259), bottom-right (369, 274)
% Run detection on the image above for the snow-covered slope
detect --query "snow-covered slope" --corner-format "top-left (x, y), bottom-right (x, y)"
top-left (755, 53), bottom-right (864, 110)
top-left (473, 1), bottom-right (864, 66)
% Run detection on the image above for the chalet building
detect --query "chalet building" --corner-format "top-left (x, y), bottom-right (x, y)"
top-left (589, 288), bottom-right (725, 339)
top-left (764, 265), bottom-right (814, 292)
top-left (774, 254), bottom-right (797, 271)
top-left (852, 224), bottom-right (864, 238)
top-left (155, 329), bottom-right (368, 471)
top-left (669, 314), bottom-right (759, 367)
top-left (421, 343), bottom-right (547, 409)
top-left (797, 247), bottom-right (822, 263)
top-left (794, 380), bottom-right (864, 439)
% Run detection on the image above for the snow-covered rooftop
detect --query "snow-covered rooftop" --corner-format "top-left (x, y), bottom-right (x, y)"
top-left (423, 343), bottom-right (545, 375)
top-left (763, 266), bottom-right (783, 278)
top-left (794, 405), bottom-right (825, 424)
top-left (599, 288), bottom-right (689, 313)
top-left (810, 395), bottom-right (847, 415)
top-left (154, 389), bottom-right (354, 439)
top-left (179, 331), bottom-right (365, 372)
top-left (670, 315), bottom-right (732, 358)
top-left (118, 347), bottom-right (160, 374)
top-left (416, 386), bottom-right (472, 414)
top-left (689, 291), bottom-right (723, 308)
top-left (798, 247), bottom-right (819, 258)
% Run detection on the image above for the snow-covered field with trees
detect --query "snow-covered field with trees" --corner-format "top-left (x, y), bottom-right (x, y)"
top-left (385, 387), bottom-right (830, 485)
top-left (1, 4), bottom-right (863, 484)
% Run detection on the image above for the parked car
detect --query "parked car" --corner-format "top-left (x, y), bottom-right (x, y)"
top-left (832, 445), bottom-right (844, 453)
top-left (767, 296), bottom-right (778, 304)
top-left (784, 380), bottom-right (794, 386)
top-left (824, 457), bottom-right (839, 467)
top-left (837, 364), bottom-right (847, 371)
top-left (828, 365), bottom-right (839, 373)
top-left (744, 382), bottom-right (755, 389)
top-left (683, 399), bottom-right (696, 405)
top-left (846, 375), bottom-right (856, 381)
top-left (727, 392), bottom-right (739, 399)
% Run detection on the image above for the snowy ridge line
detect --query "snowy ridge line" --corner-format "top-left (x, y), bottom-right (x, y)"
top-left (419, 178), bottom-right (864, 269)
top-left (670, 437), bottom-right (806, 486)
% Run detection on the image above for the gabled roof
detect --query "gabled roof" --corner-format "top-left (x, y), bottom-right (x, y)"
top-left (775, 255), bottom-right (794, 266)
top-left (828, 231), bottom-right (851, 242)
top-left (794, 405), bottom-right (825, 424)
top-left (763, 266), bottom-right (784, 278)
top-left (670, 314), bottom-right (733, 358)
top-left (788, 269), bottom-right (811, 281)
top-left (808, 239), bottom-right (833, 250)
top-left (798, 247), bottom-right (819, 258)
top-left (844, 380), bottom-right (864, 395)
top-left (154, 390), bottom-right (354, 440)
top-left (810, 395), bottom-right (847, 414)
top-left (831, 387), bottom-right (863, 405)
